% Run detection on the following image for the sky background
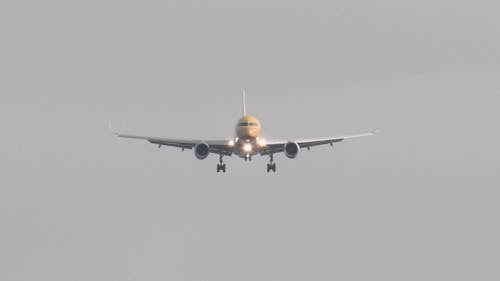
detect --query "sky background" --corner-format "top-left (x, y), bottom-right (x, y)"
top-left (1, 0), bottom-right (500, 280)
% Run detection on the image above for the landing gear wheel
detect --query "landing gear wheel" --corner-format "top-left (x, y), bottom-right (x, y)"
top-left (217, 154), bottom-right (226, 173)
top-left (267, 154), bottom-right (276, 172)
top-left (267, 163), bottom-right (276, 173)
top-left (217, 164), bottom-right (226, 173)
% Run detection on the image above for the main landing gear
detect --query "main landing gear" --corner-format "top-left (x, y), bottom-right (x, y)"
top-left (267, 154), bottom-right (276, 173)
top-left (217, 154), bottom-right (226, 173)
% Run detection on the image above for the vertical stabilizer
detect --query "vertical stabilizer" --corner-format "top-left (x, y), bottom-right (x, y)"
top-left (242, 89), bottom-right (247, 116)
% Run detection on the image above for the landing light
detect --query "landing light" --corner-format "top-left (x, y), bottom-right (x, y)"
top-left (243, 143), bottom-right (253, 152)
top-left (228, 140), bottom-right (235, 147)
top-left (257, 138), bottom-right (267, 147)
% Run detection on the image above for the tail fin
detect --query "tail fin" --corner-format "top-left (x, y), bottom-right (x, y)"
top-left (242, 89), bottom-right (246, 116)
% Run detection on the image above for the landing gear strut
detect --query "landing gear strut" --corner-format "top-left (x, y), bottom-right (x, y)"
top-left (217, 154), bottom-right (226, 173)
top-left (267, 154), bottom-right (276, 172)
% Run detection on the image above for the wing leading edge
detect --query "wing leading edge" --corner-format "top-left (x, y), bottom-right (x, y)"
top-left (260, 130), bottom-right (378, 155)
top-left (114, 133), bottom-right (233, 156)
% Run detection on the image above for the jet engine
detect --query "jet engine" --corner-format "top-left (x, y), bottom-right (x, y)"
top-left (194, 142), bottom-right (210, 159)
top-left (284, 142), bottom-right (300, 159)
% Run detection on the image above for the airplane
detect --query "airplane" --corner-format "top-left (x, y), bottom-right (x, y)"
top-left (113, 92), bottom-right (377, 173)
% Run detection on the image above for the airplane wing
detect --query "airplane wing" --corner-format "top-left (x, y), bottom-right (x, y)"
top-left (114, 132), bottom-right (233, 156)
top-left (260, 130), bottom-right (378, 156)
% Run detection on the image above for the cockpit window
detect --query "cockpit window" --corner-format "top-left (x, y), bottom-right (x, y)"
top-left (238, 122), bottom-right (259, 127)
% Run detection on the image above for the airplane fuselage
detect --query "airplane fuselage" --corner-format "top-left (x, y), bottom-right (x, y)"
top-left (232, 115), bottom-right (265, 159)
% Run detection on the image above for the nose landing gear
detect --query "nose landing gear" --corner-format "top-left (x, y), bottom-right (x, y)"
top-left (217, 154), bottom-right (226, 173)
top-left (267, 154), bottom-right (276, 172)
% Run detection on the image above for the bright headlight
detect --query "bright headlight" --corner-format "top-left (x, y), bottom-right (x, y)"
top-left (257, 138), bottom-right (267, 147)
top-left (228, 140), bottom-right (235, 147)
top-left (243, 143), bottom-right (253, 152)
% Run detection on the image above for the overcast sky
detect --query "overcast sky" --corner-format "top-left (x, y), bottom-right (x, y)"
top-left (1, 0), bottom-right (499, 280)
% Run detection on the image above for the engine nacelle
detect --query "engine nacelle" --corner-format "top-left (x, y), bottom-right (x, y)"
top-left (284, 142), bottom-right (300, 159)
top-left (194, 142), bottom-right (210, 160)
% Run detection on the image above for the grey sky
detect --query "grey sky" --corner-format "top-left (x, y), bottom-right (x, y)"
top-left (1, 0), bottom-right (499, 280)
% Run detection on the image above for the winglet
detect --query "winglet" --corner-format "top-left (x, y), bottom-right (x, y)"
top-left (242, 89), bottom-right (246, 116)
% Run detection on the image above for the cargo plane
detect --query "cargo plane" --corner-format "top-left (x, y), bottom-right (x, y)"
top-left (113, 92), bottom-right (377, 172)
